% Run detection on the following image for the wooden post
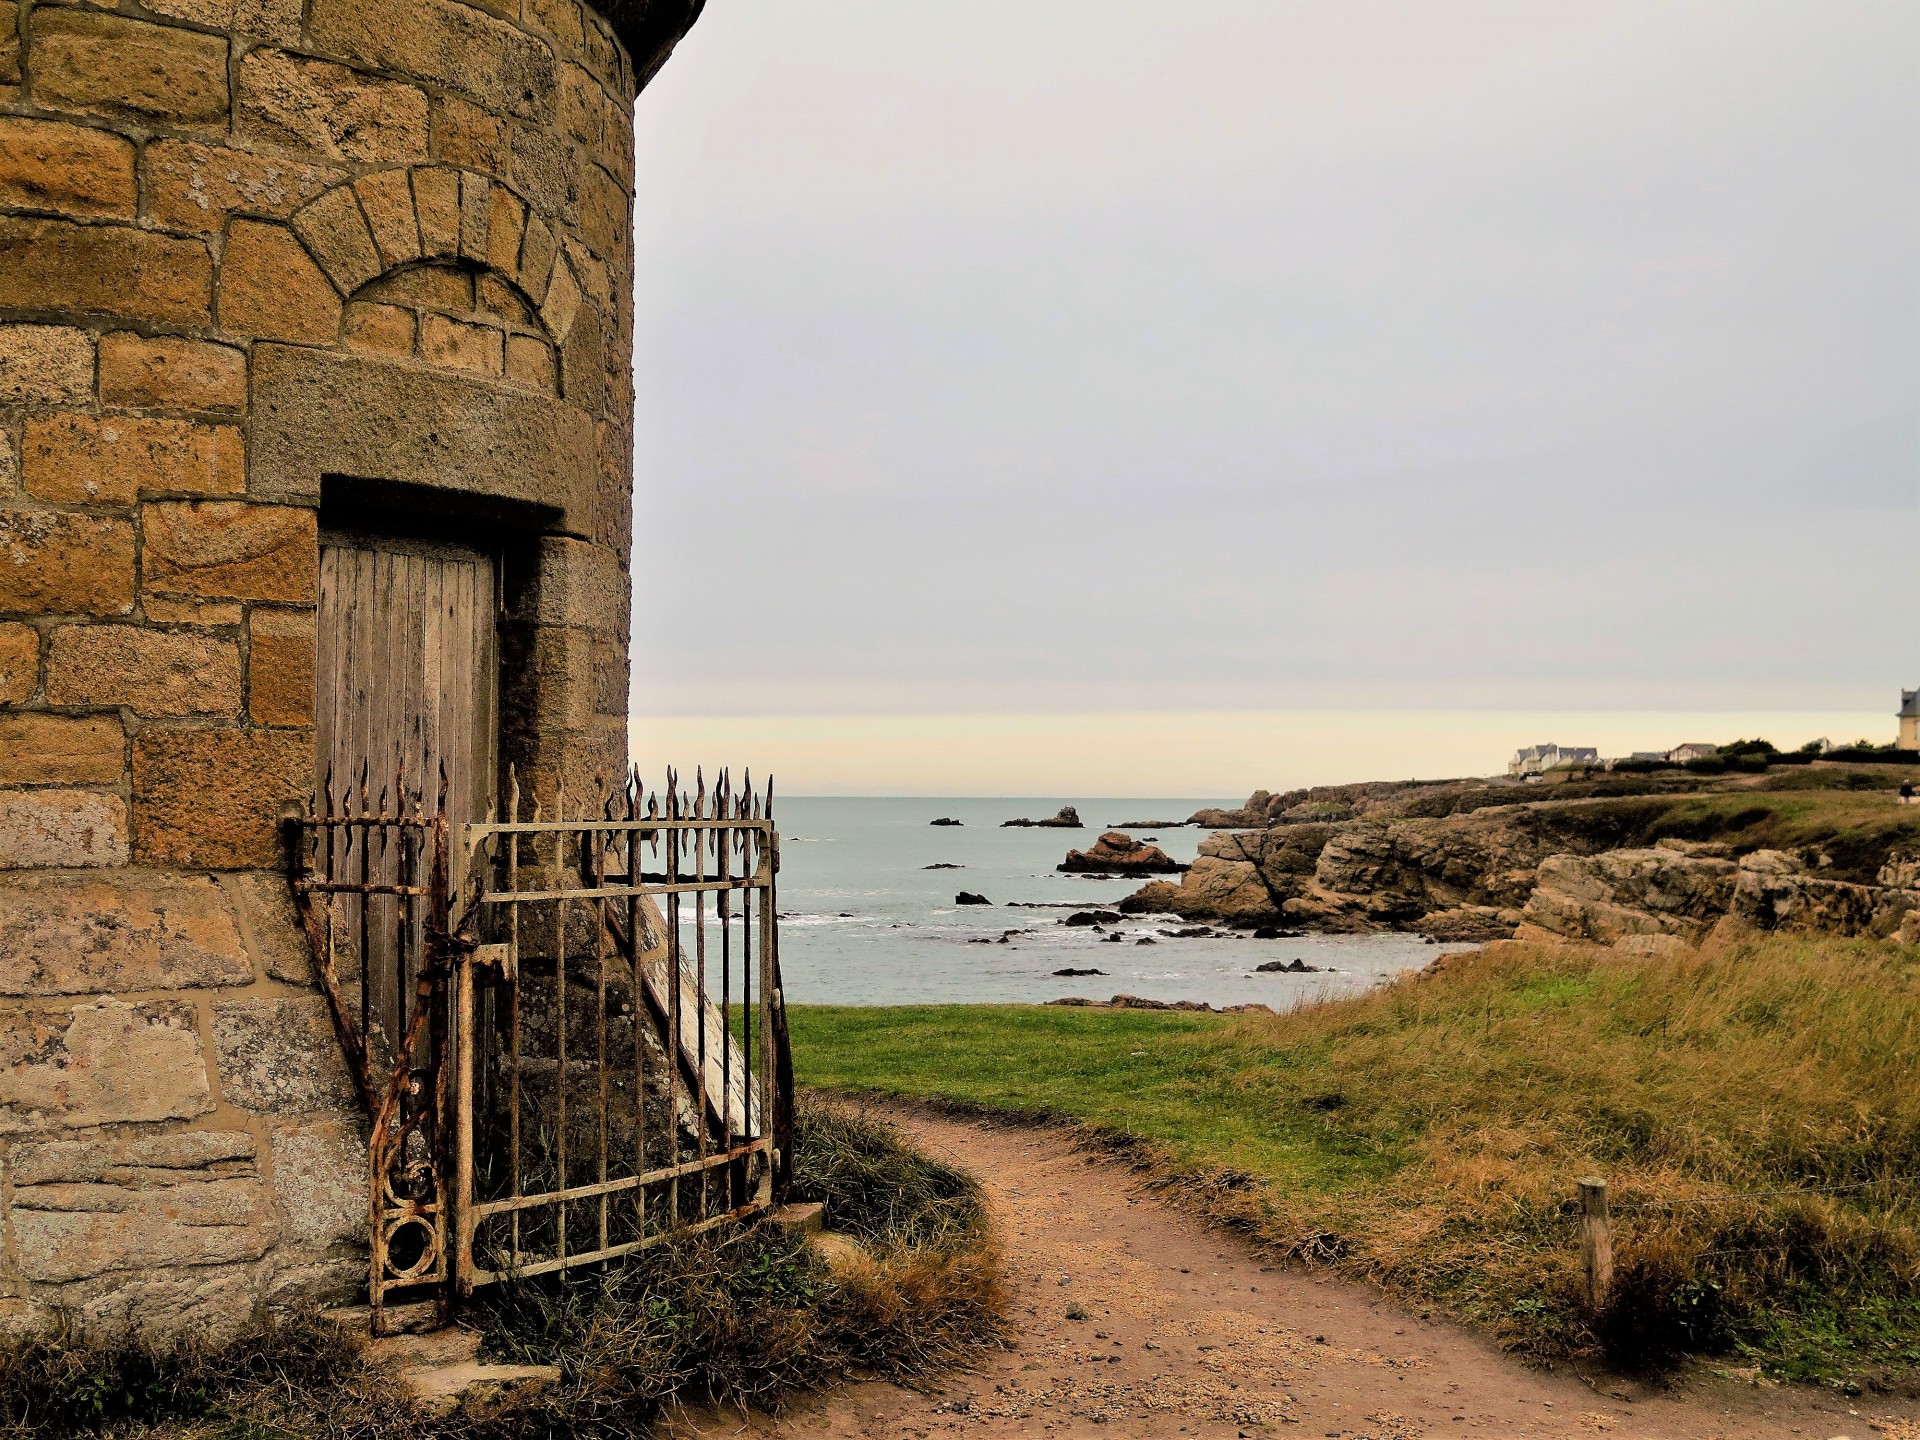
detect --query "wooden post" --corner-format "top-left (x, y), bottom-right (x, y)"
top-left (1578, 1176), bottom-right (1613, 1310)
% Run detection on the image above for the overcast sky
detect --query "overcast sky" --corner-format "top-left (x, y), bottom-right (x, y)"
top-left (628, 1), bottom-right (1917, 735)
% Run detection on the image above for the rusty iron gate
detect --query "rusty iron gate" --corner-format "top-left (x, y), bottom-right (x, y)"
top-left (290, 766), bottom-right (792, 1333)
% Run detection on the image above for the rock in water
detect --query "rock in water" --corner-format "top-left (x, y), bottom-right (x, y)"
top-left (1059, 831), bottom-right (1187, 875)
top-left (955, 891), bottom-right (991, 906)
top-left (1063, 909), bottom-right (1124, 926)
top-left (1053, 967), bottom-right (1107, 977)
top-left (1256, 958), bottom-right (1322, 973)
top-left (1003, 806), bottom-right (1083, 828)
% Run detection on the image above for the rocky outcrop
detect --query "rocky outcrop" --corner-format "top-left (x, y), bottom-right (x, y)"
top-left (1189, 791), bottom-right (1286, 828)
top-left (1189, 780), bottom-right (1473, 829)
top-left (1058, 832), bottom-right (1185, 875)
top-left (1003, 806), bottom-right (1082, 829)
top-left (1139, 783), bottom-right (1920, 947)
top-left (1521, 844), bottom-right (1739, 943)
top-left (1124, 812), bottom-right (1553, 932)
top-left (1520, 843), bottom-right (1920, 944)
top-left (1121, 824), bottom-right (1341, 925)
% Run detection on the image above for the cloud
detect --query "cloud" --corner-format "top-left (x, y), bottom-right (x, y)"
top-left (629, 1), bottom-right (1919, 726)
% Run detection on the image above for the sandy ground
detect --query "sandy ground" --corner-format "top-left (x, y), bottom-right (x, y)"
top-left (681, 1102), bottom-right (1920, 1440)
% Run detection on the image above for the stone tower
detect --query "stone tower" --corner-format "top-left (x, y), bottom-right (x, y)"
top-left (0, 0), bottom-right (700, 1333)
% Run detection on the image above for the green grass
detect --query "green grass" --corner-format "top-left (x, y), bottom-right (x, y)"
top-left (789, 1004), bottom-right (1397, 1193)
top-left (790, 933), bottom-right (1920, 1384)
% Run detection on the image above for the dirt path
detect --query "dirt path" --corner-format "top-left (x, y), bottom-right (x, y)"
top-left (683, 1103), bottom-right (1920, 1440)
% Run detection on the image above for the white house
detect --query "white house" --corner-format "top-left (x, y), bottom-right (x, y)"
top-left (1508, 743), bottom-right (1600, 777)
top-left (1667, 743), bottom-right (1718, 763)
top-left (1900, 691), bottom-right (1919, 750)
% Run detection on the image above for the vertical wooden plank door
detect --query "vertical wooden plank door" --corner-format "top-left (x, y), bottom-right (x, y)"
top-left (316, 535), bottom-right (500, 1055)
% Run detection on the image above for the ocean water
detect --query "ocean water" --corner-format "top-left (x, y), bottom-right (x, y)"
top-left (767, 797), bottom-right (1458, 1008)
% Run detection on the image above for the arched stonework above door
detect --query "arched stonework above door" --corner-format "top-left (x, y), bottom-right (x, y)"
top-left (237, 168), bottom-right (605, 533)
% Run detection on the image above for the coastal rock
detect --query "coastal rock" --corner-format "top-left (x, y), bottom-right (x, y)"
top-left (1133, 775), bottom-right (1920, 945)
top-left (1052, 967), bottom-right (1106, 977)
top-left (1063, 910), bottom-right (1123, 927)
top-left (1113, 819), bottom-right (1186, 829)
top-left (1729, 851), bottom-right (1920, 938)
top-left (929, 817), bottom-right (962, 826)
top-left (1312, 820), bottom-right (1542, 920)
top-left (954, 891), bottom-right (991, 906)
top-left (1521, 849), bottom-right (1738, 944)
top-left (1188, 780), bottom-right (1463, 830)
top-left (1120, 824), bottom-right (1340, 925)
top-left (1256, 958), bottom-right (1322, 973)
top-left (1003, 806), bottom-right (1082, 829)
top-left (1522, 845), bottom-right (1920, 945)
top-left (1878, 853), bottom-right (1920, 889)
top-left (1120, 880), bottom-right (1185, 916)
top-left (924, 863), bottom-right (963, 870)
top-left (1414, 906), bottom-right (1517, 943)
top-left (1058, 831), bottom-right (1185, 876)
top-left (1188, 790), bottom-right (1281, 829)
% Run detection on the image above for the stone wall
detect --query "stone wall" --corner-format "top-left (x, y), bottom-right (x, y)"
top-left (0, 0), bottom-right (645, 1334)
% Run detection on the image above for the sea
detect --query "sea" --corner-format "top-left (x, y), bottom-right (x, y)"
top-left (769, 797), bottom-right (1460, 1009)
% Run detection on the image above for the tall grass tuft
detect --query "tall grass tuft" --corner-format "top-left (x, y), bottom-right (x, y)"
top-left (1188, 933), bottom-right (1920, 1378)
top-left (468, 1098), bottom-right (1004, 1436)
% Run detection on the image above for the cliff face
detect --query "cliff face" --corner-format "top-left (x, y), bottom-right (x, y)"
top-left (1129, 782), bottom-right (1920, 947)
top-left (1123, 808), bottom-right (1565, 933)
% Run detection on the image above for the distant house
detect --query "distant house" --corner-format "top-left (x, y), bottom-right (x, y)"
top-left (1508, 743), bottom-right (1600, 778)
top-left (1667, 742), bottom-right (1718, 763)
top-left (1626, 751), bottom-right (1668, 763)
top-left (1901, 690), bottom-right (1919, 750)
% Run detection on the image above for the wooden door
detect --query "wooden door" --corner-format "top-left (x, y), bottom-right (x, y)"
top-left (316, 534), bottom-right (499, 1050)
top-left (317, 535), bottom-right (499, 826)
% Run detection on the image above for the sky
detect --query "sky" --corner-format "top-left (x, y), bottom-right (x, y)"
top-left (626, 1), bottom-right (1917, 793)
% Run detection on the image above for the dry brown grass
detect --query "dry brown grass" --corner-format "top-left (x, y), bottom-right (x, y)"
top-left (1170, 934), bottom-right (1920, 1376)
top-left (0, 1099), bottom-right (1003, 1439)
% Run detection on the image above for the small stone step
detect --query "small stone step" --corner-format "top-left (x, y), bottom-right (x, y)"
top-left (404, 1358), bottom-right (561, 1414)
top-left (320, 1300), bottom-right (442, 1335)
top-left (366, 1326), bottom-right (559, 1415)
top-left (766, 1201), bottom-right (825, 1235)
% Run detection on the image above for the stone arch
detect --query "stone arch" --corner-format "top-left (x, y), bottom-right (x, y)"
top-left (284, 167), bottom-right (585, 391)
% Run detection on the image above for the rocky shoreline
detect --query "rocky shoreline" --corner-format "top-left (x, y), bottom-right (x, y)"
top-left (1094, 768), bottom-right (1920, 952)
top-left (1058, 830), bottom-right (1186, 875)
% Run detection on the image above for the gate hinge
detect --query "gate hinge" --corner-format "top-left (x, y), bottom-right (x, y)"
top-left (469, 942), bottom-right (514, 981)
